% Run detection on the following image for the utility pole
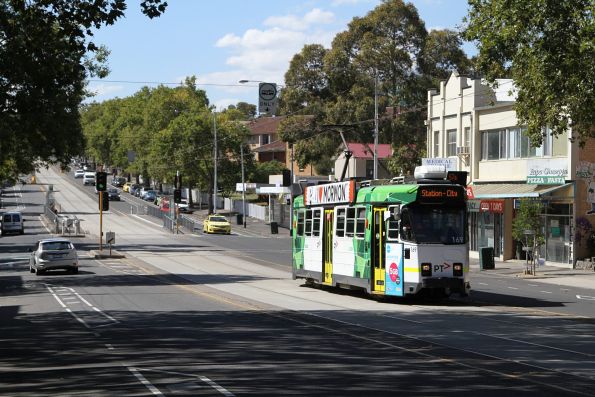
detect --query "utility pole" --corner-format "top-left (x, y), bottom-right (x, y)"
top-left (289, 143), bottom-right (294, 236)
top-left (213, 112), bottom-right (218, 214)
top-left (373, 71), bottom-right (379, 180)
top-left (240, 144), bottom-right (246, 228)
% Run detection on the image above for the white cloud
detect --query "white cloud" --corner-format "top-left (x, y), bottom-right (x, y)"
top-left (264, 8), bottom-right (334, 30)
top-left (331, 0), bottom-right (372, 6)
top-left (88, 83), bottom-right (124, 98)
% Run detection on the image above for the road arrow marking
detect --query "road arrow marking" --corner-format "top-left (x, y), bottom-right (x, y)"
top-left (576, 294), bottom-right (595, 301)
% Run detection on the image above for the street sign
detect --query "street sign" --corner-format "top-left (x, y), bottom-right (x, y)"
top-left (258, 82), bottom-right (278, 114)
top-left (106, 231), bottom-right (115, 245)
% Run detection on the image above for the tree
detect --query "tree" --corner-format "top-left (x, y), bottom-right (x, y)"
top-left (278, 0), bottom-right (470, 175)
top-left (463, 0), bottom-right (594, 145)
top-left (512, 199), bottom-right (545, 275)
top-left (249, 161), bottom-right (286, 184)
top-left (0, 0), bottom-right (167, 180)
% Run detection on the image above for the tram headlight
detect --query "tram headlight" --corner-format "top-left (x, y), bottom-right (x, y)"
top-left (421, 263), bottom-right (432, 277)
top-left (453, 263), bottom-right (463, 277)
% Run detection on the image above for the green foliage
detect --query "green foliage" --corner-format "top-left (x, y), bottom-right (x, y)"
top-left (512, 199), bottom-right (545, 248)
top-left (386, 144), bottom-right (424, 176)
top-left (249, 161), bottom-right (286, 184)
top-left (0, 0), bottom-right (167, 180)
top-left (463, 0), bottom-right (594, 145)
top-left (278, 0), bottom-right (471, 175)
top-left (81, 81), bottom-right (252, 198)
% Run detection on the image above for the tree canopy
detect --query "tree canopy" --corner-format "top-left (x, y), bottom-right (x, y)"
top-left (463, 0), bottom-right (594, 145)
top-left (278, 0), bottom-right (470, 175)
top-left (0, 0), bottom-right (167, 181)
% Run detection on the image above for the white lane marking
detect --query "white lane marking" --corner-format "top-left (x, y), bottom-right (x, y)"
top-left (138, 368), bottom-right (236, 396)
top-left (105, 344), bottom-right (114, 350)
top-left (528, 284), bottom-right (539, 287)
top-left (131, 214), bottom-right (163, 228)
top-left (46, 285), bottom-right (119, 325)
top-left (576, 294), bottom-right (595, 301)
top-left (540, 291), bottom-right (553, 294)
top-left (507, 287), bottom-right (519, 290)
top-left (128, 368), bottom-right (164, 396)
top-left (64, 308), bottom-right (91, 329)
top-left (478, 282), bottom-right (488, 286)
top-left (199, 376), bottom-right (235, 396)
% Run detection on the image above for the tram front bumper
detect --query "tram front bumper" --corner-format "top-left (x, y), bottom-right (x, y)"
top-left (422, 277), bottom-right (469, 293)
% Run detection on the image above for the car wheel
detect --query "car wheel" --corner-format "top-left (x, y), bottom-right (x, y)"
top-left (35, 268), bottom-right (44, 276)
top-left (70, 267), bottom-right (79, 274)
top-left (29, 264), bottom-right (35, 273)
top-left (19, 229), bottom-right (24, 235)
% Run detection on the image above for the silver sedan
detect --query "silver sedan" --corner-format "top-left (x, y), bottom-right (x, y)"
top-left (29, 238), bottom-right (79, 275)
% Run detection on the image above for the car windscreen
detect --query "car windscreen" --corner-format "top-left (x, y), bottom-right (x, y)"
top-left (3, 214), bottom-right (20, 222)
top-left (210, 216), bottom-right (228, 222)
top-left (41, 241), bottom-right (73, 251)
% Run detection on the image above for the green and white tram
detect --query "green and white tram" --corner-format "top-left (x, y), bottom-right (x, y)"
top-left (291, 166), bottom-right (470, 298)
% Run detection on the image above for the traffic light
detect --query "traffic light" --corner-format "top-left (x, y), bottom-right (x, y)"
top-left (173, 189), bottom-right (182, 204)
top-left (99, 191), bottom-right (109, 211)
top-left (175, 173), bottom-right (182, 190)
top-left (96, 171), bottom-right (107, 191)
top-left (282, 169), bottom-right (291, 187)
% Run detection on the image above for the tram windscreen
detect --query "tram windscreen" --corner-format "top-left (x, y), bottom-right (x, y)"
top-left (400, 204), bottom-right (466, 244)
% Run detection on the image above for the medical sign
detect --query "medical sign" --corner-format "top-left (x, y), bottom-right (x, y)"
top-left (385, 243), bottom-right (404, 296)
top-left (304, 180), bottom-right (355, 206)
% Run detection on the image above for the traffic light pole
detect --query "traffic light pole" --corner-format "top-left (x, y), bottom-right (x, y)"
top-left (99, 191), bottom-right (103, 252)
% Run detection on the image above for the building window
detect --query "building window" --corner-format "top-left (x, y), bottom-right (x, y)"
top-left (481, 126), bottom-right (552, 160)
top-left (464, 127), bottom-right (470, 148)
top-left (447, 129), bottom-right (457, 156)
top-left (433, 131), bottom-right (440, 157)
top-left (261, 134), bottom-right (270, 145)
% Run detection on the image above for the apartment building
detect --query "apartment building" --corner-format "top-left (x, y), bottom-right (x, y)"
top-left (426, 71), bottom-right (589, 267)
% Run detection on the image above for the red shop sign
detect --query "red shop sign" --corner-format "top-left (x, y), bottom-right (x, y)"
top-left (480, 200), bottom-right (504, 213)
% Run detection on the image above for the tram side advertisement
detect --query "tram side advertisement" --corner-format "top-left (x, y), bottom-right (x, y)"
top-left (385, 243), bottom-right (404, 297)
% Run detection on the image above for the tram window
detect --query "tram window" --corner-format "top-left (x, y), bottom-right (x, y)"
top-left (387, 218), bottom-right (399, 240)
top-left (305, 209), bottom-right (313, 236)
top-left (296, 210), bottom-right (305, 236)
top-left (336, 208), bottom-right (346, 237)
top-left (345, 207), bottom-right (356, 237)
top-left (355, 208), bottom-right (366, 238)
top-left (312, 209), bottom-right (321, 236)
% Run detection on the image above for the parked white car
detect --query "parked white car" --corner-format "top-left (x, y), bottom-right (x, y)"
top-left (74, 169), bottom-right (85, 178)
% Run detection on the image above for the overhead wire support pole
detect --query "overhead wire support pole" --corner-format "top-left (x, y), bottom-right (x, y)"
top-left (241, 144), bottom-right (246, 228)
top-left (213, 111), bottom-right (218, 214)
top-left (373, 70), bottom-right (379, 180)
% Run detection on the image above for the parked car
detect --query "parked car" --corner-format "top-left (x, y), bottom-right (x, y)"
top-left (83, 172), bottom-right (96, 186)
top-left (136, 186), bottom-right (151, 198)
top-left (177, 199), bottom-right (193, 214)
top-left (74, 169), bottom-right (85, 178)
top-left (128, 184), bottom-right (141, 195)
top-left (107, 188), bottom-right (120, 201)
top-left (1, 211), bottom-right (24, 235)
top-left (203, 214), bottom-right (231, 234)
top-left (29, 238), bottom-right (79, 275)
top-left (142, 190), bottom-right (157, 202)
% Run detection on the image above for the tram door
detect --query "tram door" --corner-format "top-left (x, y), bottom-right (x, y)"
top-left (372, 207), bottom-right (386, 293)
top-left (323, 209), bottom-right (334, 285)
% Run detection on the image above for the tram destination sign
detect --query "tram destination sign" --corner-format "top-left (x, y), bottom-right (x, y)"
top-left (305, 180), bottom-right (356, 206)
top-left (416, 185), bottom-right (465, 204)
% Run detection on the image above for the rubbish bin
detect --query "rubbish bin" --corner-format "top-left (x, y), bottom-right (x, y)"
top-left (236, 214), bottom-right (243, 225)
top-left (270, 221), bottom-right (278, 234)
top-left (479, 247), bottom-right (495, 270)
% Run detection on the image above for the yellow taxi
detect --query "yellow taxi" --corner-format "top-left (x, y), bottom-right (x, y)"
top-left (202, 214), bottom-right (231, 234)
top-left (122, 182), bottom-right (132, 192)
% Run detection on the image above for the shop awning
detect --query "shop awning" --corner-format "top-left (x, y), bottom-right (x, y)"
top-left (470, 183), bottom-right (573, 199)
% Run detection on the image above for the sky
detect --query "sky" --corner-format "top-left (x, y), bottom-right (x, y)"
top-left (87, 0), bottom-right (475, 109)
